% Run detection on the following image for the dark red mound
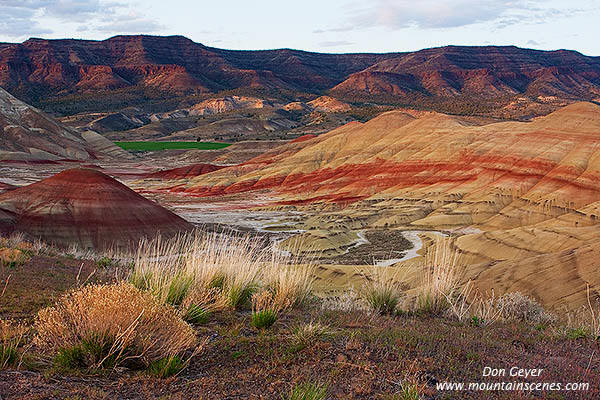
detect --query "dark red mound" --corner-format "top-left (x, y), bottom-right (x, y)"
top-left (148, 163), bottom-right (225, 179)
top-left (0, 182), bottom-right (16, 193)
top-left (0, 168), bottom-right (193, 249)
top-left (290, 134), bottom-right (317, 143)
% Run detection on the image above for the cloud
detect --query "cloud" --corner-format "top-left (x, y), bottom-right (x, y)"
top-left (319, 40), bottom-right (355, 47)
top-left (526, 40), bottom-right (541, 46)
top-left (0, 0), bottom-right (162, 38)
top-left (321, 0), bottom-right (584, 32)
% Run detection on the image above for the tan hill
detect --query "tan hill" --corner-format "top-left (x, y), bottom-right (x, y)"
top-left (152, 102), bottom-right (600, 309)
top-left (307, 96), bottom-right (351, 112)
top-left (188, 96), bottom-right (271, 116)
top-left (0, 168), bottom-right (193, 249)
top-left (0, 88), bottom-right (131, 161)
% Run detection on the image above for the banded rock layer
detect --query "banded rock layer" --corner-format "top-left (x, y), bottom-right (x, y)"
top-left (159, 102), bottom-right (600, 308)
top-left (0, 168), bottom-right (193, 249)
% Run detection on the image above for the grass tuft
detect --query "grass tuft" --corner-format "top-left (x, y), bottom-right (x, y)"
top-left (147, 355), bottom-right (185, 378)
top-left (361, 267), bottom-right (403, 315)
top-left (251, 290), bottom-right (279, 329)
top-left (0, 319), bottom-right (28, 369)
top-left (291, 321), bottom-right (331, 348)
top-left (283, 382), bottom-right (328, 400)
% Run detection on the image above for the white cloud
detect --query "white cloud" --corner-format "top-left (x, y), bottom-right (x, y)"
top-left (321, 0), bottom-right (585, 31)
top-left (0, 0), bottom-right (162, 38)
top-left (319, 40), bottom-right (355, 47)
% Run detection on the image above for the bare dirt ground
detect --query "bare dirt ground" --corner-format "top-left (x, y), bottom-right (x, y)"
top-left (1, 253), bottom-right (599, 399)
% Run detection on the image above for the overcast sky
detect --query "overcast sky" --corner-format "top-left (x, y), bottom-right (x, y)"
top-left (0, 0), bottom-right (598, 55)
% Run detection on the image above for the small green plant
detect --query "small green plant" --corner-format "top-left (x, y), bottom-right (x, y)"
top-left (183, 304), bottom-right (210, 325)
top-left (251, 310), bottom-right (277, 330)
top-left (567, 327), bottom-right (589, 340)
top-left (231, 350), bottom-right (245, 359)
top-left (470, 316), bottom-right (483, 327)
top-left (283, 382), bottom-right (328, 400)
top-left (95, 256), bottom-right (113, 268)
top-left (0, 345), bottom-right (18, 368)
top-left (147, 355), bottom-right (185, 378)
top-left (397, 383), bottom-right (421, 400)
top-left (54, 345), bottom-right (86, 370)
top-left (251, 290), bottom-right (279, 329)
top-left (54, 334), bottom-right (124, 370)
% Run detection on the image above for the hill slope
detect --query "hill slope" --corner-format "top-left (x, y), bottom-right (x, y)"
top-left (0, 87), bottom-right (131, 161)
top-left (0, 168), bottom-right (193, 249)
top-left (158, 102), bottom-right (600, 308)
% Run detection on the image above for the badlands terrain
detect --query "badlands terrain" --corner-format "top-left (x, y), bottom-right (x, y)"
top-left (1, 37), bottom-right (600, 398)
top-left (1, 77), bottom-right (600, 310)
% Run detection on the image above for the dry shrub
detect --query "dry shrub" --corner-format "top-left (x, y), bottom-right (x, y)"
top-left (0, 232), bottom-right (27, 249)
top-left (0, 248), bottom-right (29, 267)
top-left (0, 319), bottom-right (28, 369)
top-left (445, 285), bottom-right (556, 327)
top-left (320, 288), bottom-right (368, 312)
top-left (495, 292), bottom-right (556, 325)
top-left (35, 282), bottom-right (196, 369)
top-left (416, 237), bottom-right (464, 314)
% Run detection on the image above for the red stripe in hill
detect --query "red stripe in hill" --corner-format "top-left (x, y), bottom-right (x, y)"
top-left (290, 134), bottom-right (316, 143)
top-left (0, 168), bottom-right (193, 249)
top-left (148, 163), bottom-right (226, 179)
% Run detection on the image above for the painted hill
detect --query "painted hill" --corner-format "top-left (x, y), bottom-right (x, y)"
top-left (147, 163), bottom-right (226, 179)
top-left (0, 87), bottom-right (131, 161)
top-left (156, 102), bottom-right (600, 309)
top-left (0, 168), bottom-right (193, 249)
top-left (1, 36), bottom-right (599, 118)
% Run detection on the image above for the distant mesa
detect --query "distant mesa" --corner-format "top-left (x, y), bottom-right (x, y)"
top-left (2, 36), bottom-right (600, 119)
top-left (0, 168), bottom-right (193, 249)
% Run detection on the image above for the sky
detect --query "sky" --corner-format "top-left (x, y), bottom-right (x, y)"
top-left (0, 0), bottom-right (598, 56)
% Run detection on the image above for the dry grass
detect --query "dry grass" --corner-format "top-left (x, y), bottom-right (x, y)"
top-left (562, 286), bottom-right (600, 339)
top-left (263, 260), bottom-right (315, 312)
top-left (130, 231), bottom-right (315, 314)
top-left (360, 266), bottom-right (405, 315)
top-left (291, 321), bottom-right (331, 347)
top-left (416, 237), bottom-right (464, 314)
top-left (320, 287), bottom-right (367, 312)
top-left (35, 282), bottom-right (196, 369)
top-left (0, 319), bottom-right (28, 369)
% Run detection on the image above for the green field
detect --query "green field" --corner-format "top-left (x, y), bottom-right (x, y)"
top-left (114, 141), bottom-right (231, 151)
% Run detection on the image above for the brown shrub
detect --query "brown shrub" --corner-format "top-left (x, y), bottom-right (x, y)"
top-left (35, 282), bottom-right (196, 368)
